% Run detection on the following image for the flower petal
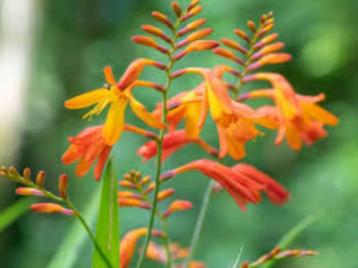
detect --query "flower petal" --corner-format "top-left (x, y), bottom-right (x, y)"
top-left (64, 88), bottom-right (109, 109)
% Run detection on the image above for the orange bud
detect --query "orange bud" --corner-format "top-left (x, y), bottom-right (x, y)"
top-left (118, 191), bottom-right (142, 199)
top-left (175, 40), bottom-right (219, 60)
top-left (22, 167), bottom-right (31, 180)
top-left (139, 175), bottom-right (151, 186)
top-left (213, 47), bottom-right (244, 65)
top-left (144, 182), bottom-right (155, 194)
top-left (247, 20), bottom-right (257, 33)
top-left (104, 65), bottom-right (116, 85)
top-left (119, 180), bottom-right (137, 189)
top-left (187, 0), bottom-right (200, 12)
top-left (8, 166), bottom-right (20, 177)
top-left (163, 200), bottom-right (193, 218)
top-left (31, 203), bottom-right (73, 216)
top-left (221, 38), bottom-right (248, 54)
top-left (234, 28), bottom-right (250, 43)
top-left (251, 42), bottom-right (285, 60)
top-left (247, 53), bottom-right (291, 71)
top-left (177, 18), bottom-right (206, 37)
top-left (180, 5), bottom-right (202, 22)
top-left (253, 33), bottom-right (278, 50)
top-left (16, 187), bottom-right (44, 197)
top-left (176, 28), bottom-right (213, 48)
top-left (133, 80), bottom-right (165, 92)
top-left (157, 188), bottom-right (176, 201)
top-left (171, 1), bottom-right (182, 17)
top-left (118, 198), bottom-right (151, 209)
top-left (141, 24), bottom-right (171, 44)
top-left (36, 170), bottom-right (46, 188)
top-left (257, 23), bottom-right (274, 38)
top-left (131, 35), bottom-right (169, 54)
top-left (152, 11), bottom-right (174, 30)
top-left (58, 174), bottom-right (68, 199)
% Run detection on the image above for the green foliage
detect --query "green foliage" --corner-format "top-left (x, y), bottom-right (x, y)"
top-left (0, 199), bottom-right (31, 232)
top-left (92, 161), bottom-right (119, 268)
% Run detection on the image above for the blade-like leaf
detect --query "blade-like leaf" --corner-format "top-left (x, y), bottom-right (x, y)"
top-left (0, 198), bottom-right (31, 232)
top-left (92, 160), bottom-right (119, 268)
top-left (263, 214), bottom-right (318, 268)
top-left (48, 188), bottom-right (100, 268)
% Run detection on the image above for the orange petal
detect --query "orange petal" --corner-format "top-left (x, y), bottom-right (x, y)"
top-left (104, 66), bottom-right (116, 85)
top-left (64, 88), bottom-right (109, 109)
top-left (103, 97), bottom-right (127, 145)
top-left (301, 102), bottom-right (339, 126)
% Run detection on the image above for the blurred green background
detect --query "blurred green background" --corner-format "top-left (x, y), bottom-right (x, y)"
top-left (0, 0), bottom-right (357, 267)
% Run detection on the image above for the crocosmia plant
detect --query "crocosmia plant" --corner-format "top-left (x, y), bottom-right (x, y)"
top-left (0, 1), bottom-right (339, 268)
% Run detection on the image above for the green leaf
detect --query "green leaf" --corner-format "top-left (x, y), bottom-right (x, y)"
top-left (263, 214), bottom-right (318, 268)
top-left (48, 188), bottom-right (101, 268)
top-left (0, 198), bottom-right (31, 232)
top-left (92, 160), bottom-right (119, 268)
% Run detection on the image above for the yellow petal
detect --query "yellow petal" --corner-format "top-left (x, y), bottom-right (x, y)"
top-left (103, 97), bottom-right (127, 145)
top-left (129, 96), bottom-right (165, 129)
top-left (184, 101), bottom-right (202, 138)
top-left (65, 88), bottom-right (109, 109)
top-left (301, 102), bottom-right (339, 126)
top-left (286, 123), bottom-right (302, 150)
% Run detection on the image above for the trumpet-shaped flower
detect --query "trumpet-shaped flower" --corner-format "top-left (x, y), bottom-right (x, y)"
top-left (65, 59), bottom-right (165, 145)
top-left (153, 66), bottom-right (262, 159)
top-left (119, 228), bottom-right (163, 268)
top-left (61, 125), bottom-right (112, 180)
top-left (243, 73), bottom-right (339, 150)
top-left (162, 159), bottom-right (288, 210)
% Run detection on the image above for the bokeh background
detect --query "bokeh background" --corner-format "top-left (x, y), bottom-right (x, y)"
top-left (0, 0), bottom-right (357, 267)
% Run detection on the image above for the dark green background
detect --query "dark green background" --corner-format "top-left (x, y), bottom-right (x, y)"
top-left (0, 0), bottom-right (357, 267)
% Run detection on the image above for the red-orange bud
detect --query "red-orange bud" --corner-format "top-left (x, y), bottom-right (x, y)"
top-left (171, 1), bottom-right (182, 17)
top-left (251, 42), bottom-right (285, 60)
top-left (36, 170), bottom-right (46, 188)
top-left (163, 200), bottom-right (193, 218)
top-left (253, 33), bottom-right (278, 50)
top-left (118, 191), bottom-right (142, 199)
top-left (22, 167), bottom-right (31, 180)
top-left (139, 176), bottom-right (151, 186)
top-left (187, 0), bottom-right (200, 12)
top-left (16, 187), bottom-right (44, 197)
top-left (213, 47), bottom-right (245, 65)
top-left (175, 40), bottom-right (219, 60)
top-left (157, 188), bottom-right (176, 201)
top-left (119, 180), bottom-right (137, 189)
top-left (247, 20), bottom-right (257, 33)
top-left (118, 198), bottom-right (151, 209)
top-left (221, 38), bottom-right (248, 54)
top-left (181, 5), bottom-right (202, 22)
top-left (131, 35), bottom-right (169, 54)
top-left (176, 28), bottom-right (213, 48)
top-left (152, 11), bottom-right (174, 30)
top-left (177, 18), bottom-right (206, 37)
top-left (141, 24), bottom-right (172, 44)
top-left (31, 203), bottom-right (73, 216)
top-left (234, 28), bottom-right (250, 43)
top-left (247, 53), bottom-right (291, 71)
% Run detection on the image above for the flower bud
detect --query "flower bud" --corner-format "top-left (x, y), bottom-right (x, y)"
top-left (176, 28), bottom-right (213, 48)
top-left (162, 200), bottom-right (193, 218)
top-left (180, 5), bottom-right (202, 22)
top-left (247, 53), bottom-right (291, 71)
top-left (36, 170), bottom-right (46, 188)
top-left (119, 180), bottom-right (137, 189)
top-left (151, 11), bottom-right (174, 30)
top-left (157, 188), bottom-right (176, 201)
top-left (251, 42), bottom-right (285, 60)
top-left (247, 20), bottom-right (257, 33)
top-left (187, 0), bottom-right (200, 12)
top-left (141, 24), bottom-right (171, 44)
top-left (221, 38), bottom-right (248, 54)
top-left (31, 203), bottom-right (73, 216)
top-left (174, 40), bottom-right (219, 60)
top-left (16, 187), bottom-right (44, 197)
top-left (177, 18), bottom-right (206, 37)
top-left (22, 167), bottom-right (32, 180)
top-left (234, 28), bottom-right (250, 43)
top-left (131, 35), bottom-right (169, 54)
top-left (213, 47), bottom-right (244, 65)
top-left (171, 1), bottom-right (182, 17)
top-left (118, 198), bottom-right (151, 209)
top-left (253, 33), bottom-right (278, 50)
top-left (59, 174), bottom-right (68, 199)
top-left (118, 191), bottom-right (142, 199)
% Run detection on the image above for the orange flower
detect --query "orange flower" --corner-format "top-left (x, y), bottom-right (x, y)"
top-left (243, 73), bottom-right (339, 150)
top-left (119, 228), bottom-right (163, 268)
top-left (156, 66), bottom-right (261, 159)
top-left (61, 125), bottom-right (112, 180)
top-left (162, 159), bottom-right (288, 210)
top-left (65, 59), bottom-right (165, 145)
top-left (137, 130), bottom-right (218, 161)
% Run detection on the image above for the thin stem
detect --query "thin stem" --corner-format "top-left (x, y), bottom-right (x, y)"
top-left (183, 180), bottom-right (215, 267)
top-left (135, 19), bottom-right (181, 268)
top-left (67, 200), bottom-right (113, 268)
top-left (160, 217), bottom-right (173, 268)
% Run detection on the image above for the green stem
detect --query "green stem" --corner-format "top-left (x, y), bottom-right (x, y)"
top-left (183, 180), bottom-right (215, 267)
top-left (160, 217), bottom-right (173, 268)
top-left (135, 19), bottom-right (181, 268)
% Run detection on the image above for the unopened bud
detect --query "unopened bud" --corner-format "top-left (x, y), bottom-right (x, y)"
top-left (152, 11), bottom-right (174, 30)
top-left (177, 18), bottom-right (206, 37)
top-left (118, 191), bottom-right (142, 199)
top-left (171, 1), bottom-right (182, 17)
top-left (176, 28), bottom-right (213, 48)
top-left (131, 35), bottom-right (169, 54)
top-left (163, 200), bottom-right (193, 218)
top-left (257, 23), bottom-right (274, 38)
top-left (22, 167), bottom-right (31, 180)
top-left (180, 5), bottom-right (202, 22)
top-left (119, 180), bottom-right (137, 189)
top-left (247, 20), bottom-right (257, 33)
top-left (141, 24), bottom-right (171, 44)
top-left (253, 33), bottom-right (278, 50)
top-left (158, 188), bottom-right (176, 201)
top-left (16, 187), bottom-right (44, 197)
top-left (247, 53), bottom-right (291, 71)
top-left (139, 176), bottom-right (151, 186)
top-left (144, 182), bottom-right (155, 194)
top-left (36, 170), bottom-right (46, 188)
top-left (31, 203), bottom-right (73, 216)
top-left (213, 48), bottom-right (244, 65)
top-left (118, 198), bottom-right (151, 209)
top-left (234, 28), bottom-right (250, 43)
top-left (251, 42), bottom-right (285, 60)
top-left (175, 40), bottom-right (219, 60)
top-left (221, 38), bottom-right (248, 54)
top-left (8, 166), bottom-right (20, 177)
top-left (59, 174), bottom-right (68, 199)
top-left (187, 0), bottom-right (200, 12)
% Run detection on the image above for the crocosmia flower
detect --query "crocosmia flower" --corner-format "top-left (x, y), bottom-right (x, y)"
top-left (61, 125), bottom-right (111, 180)
top-left (65, 59), bottom-right (165, 145)
top-left (243, 73), bottom-right (339, 150)
top-left (162, 159), bottom-right (288, 210)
